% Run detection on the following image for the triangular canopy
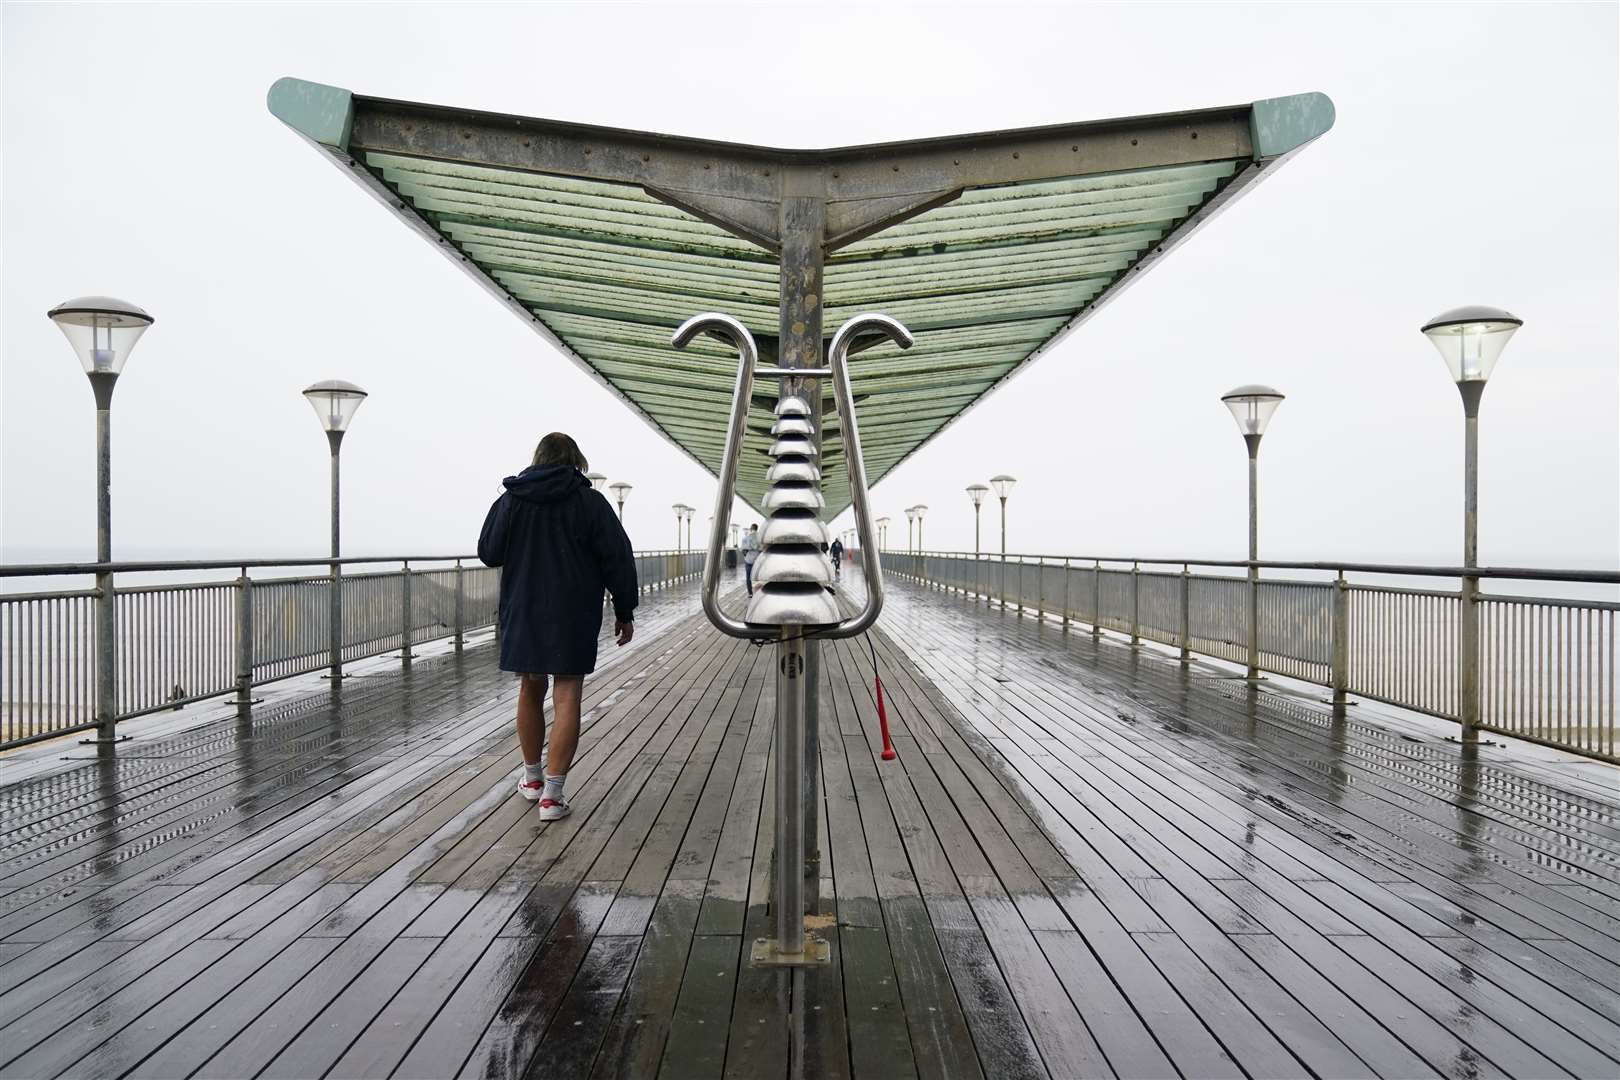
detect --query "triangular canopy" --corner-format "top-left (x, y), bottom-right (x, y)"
top-left (270, 79), bottom-right (1332, 514)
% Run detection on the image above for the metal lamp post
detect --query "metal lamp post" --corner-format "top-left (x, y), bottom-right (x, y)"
top-left (671, 503), bottom-right (686, 549)
top-left (1220, 385), bottom-right (1284, 680)
top-left (914, 505), bottom-right (928, 585)
top-left (877, 516), bottom-right (889, 551)
top-left (303, 380), bottom-right (369, 680)
top-left (904, 506), bottom-right (917, 554)
top-left (48, 296), bottom-right (154, 742)
top-left (609, 481), bottom-right (631, 520)
top-left (989, 475), bottom-right (1016, 607)
top-left (1422, 305), bottom-right (1522, 741)
top-left (684, 506), bottom-right (696, 551)
top-left (967, 484), bottom-right (989, 555)
top-left (585, 471), bottom-right (607, 493)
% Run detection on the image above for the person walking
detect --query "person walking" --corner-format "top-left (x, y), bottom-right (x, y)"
top-left (829, 536), bottom-right (845, 578)
top-left (740, 523), bottom-right (761, 595)
top-left (478, 433), bottom-right (638, 822)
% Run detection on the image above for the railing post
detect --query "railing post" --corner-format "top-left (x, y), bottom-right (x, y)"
top-left (1061, 558), bottom-right (1071, 631)
top-left (400, 561), bottom-right (414, 665)
top-left (1179, 563), bottom-right (1191, 661)
top-left (1130, 561), bottom-right (1140, 646)
top-left (1092, 560), bottom-right (1102, 638)
top-left (94, 568), bottom-right (117, 741)
top-left (328, 559), bottom-right (343, 681)
top-left (234, 568), bottom-right (255, 719)
top-left (1017, 558), bottom-right (1025, 615)
top-left (1247, 562), bottom-right (1261, 680)
top-left (1037, 558), bottom-right (1045, 621)
top-left (1460, 572), bottom-right (1480, 736)
top-left (1332, 570), bottom-right (1349, 705)
top-left (453, 560), bottom-right (466, 650)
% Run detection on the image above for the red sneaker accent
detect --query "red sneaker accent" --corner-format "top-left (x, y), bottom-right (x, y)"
top-left (517, 778), bottom-right (543, 801)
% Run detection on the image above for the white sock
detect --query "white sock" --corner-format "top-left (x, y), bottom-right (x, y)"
top-left (542, 775), bottom-right (566, 803)
top-left (523, 762), bottom-right (545, 785)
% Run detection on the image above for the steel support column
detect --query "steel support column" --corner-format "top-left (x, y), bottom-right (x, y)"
top-left (779, 173), bottom-right (826, 919)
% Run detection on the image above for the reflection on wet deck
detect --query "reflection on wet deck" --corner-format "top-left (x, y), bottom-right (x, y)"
top-left (1, 575), bottom-right (1617, 1079)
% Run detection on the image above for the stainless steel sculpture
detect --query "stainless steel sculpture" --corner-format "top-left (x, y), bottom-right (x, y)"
top-left (674, 310), bottom-right (910, 967)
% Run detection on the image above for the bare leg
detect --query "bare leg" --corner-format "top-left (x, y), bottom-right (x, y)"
top-left (517, 674), bottom-right (547, 765)
top-left (547, 675), bottom-right (584, 776)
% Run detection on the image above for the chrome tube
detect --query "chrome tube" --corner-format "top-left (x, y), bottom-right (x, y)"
top-left (671, 313), bottom-right (774, 642)
top-left (817, 313), bottom-right (912, 640)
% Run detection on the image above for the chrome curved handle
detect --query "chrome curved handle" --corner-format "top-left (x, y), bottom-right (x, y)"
top-left (672, 313), bottom-right (775, 640)
top-left (818, 313), bottom-right (913, 640)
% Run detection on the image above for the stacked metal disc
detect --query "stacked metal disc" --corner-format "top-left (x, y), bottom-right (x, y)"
top-left (745, 394), bottom-right (840, 627)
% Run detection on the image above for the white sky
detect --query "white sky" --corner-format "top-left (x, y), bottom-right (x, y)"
top-left (3, 2), bottom-right (1615, 568)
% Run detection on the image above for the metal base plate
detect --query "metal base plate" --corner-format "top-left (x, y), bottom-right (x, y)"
top-left (750, 935), bottom-right (830, 968)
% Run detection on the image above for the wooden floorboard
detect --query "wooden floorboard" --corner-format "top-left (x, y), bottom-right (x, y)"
top-left (1, 573), bottom-right (1617, 1079)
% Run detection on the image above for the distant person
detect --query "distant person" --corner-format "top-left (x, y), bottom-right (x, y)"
top-left (478, 432), bottom-right (637, 822)
top-left (829, 537), bottom-right (845, 577)
top-left (741, 523), bottom-right (761, 594)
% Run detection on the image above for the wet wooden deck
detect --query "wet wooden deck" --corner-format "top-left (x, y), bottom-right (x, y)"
top-left (2, 574), bottom-right (1618, 1079)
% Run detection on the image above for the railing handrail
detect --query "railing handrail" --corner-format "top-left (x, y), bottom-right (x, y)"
top-left (0, 549), bottom-right (705, 579)
top-left (888, 548), bottom-right (1620, 586)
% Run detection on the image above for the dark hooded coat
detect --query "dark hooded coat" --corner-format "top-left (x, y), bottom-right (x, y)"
top-left (478, 464), bottom-right (638, 675)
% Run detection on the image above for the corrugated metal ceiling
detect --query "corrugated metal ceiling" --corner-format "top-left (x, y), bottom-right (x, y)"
top-left (363, 152), bottom-right (1237, 510)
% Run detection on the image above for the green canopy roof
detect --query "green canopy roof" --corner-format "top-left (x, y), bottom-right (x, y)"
top-left (270, 78), bottom-right (1332, 514)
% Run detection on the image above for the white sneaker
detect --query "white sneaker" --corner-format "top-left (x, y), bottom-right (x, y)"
top-left (517, 776), bottom-right (543, 802)
top-left (538, 797), bottom-right (571, 822)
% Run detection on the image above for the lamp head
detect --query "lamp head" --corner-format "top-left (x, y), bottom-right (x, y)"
top-left (48, 295), bottom-right (153, 377)
top-left (302, 379), bottom-right (368, 433)
top-left (1220, 385), bottom-right (1284, 437)
top-left (967, 483), bottom-right (989, 507)
top-left (989, 475), bottom-right (1017, 500)
top-left (1422, 305), bottom-right (1522, 384)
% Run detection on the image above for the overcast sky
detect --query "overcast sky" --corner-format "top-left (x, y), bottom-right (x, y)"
top-left (3, 2), bottom-right (1615, 569)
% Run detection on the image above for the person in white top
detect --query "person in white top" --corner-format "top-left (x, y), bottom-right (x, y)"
top-left (740, 523), bottom-right (761, 595)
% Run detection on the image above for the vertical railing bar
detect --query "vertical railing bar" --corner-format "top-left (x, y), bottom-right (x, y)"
top-left (400, 562), bottom-right (414, 665)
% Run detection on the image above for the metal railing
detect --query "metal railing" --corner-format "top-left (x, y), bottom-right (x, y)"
top-left (884, 550), bottom-right (1619, 763)
top-left (0, 548), bottom-right (702, 750)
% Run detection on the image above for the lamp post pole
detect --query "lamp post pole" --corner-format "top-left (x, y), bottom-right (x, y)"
top-left (609, 482), bottom-right (631, 521)
top-left (49, 297), bottom-right (154, 743)
top-left (1221, 387), bottom-right (1283, 681)
top-left (967, 484), bottom-right (988, 557)
top-left (989, 476), bottom-right (1016, 608)
top-left (329, 430), bottom-right (343, 674)
top-left (303, 380), bottom-right (368, 682)
top-left (1422, 306), bottom-right (1522, 742)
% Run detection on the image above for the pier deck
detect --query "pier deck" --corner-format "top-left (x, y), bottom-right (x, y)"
top-left (2, 576), bottom-right (1617, 1079)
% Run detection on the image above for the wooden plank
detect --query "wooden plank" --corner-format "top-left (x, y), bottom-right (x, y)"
top-left (660, 934), bottom-right (741, 1079)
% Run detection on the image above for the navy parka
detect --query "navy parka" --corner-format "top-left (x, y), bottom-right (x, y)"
top-left (478, 464), bottom-right (639, 675)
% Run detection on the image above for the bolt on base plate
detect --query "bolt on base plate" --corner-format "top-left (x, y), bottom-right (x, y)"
top-left (750, 935), bottom-right (830, 968)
